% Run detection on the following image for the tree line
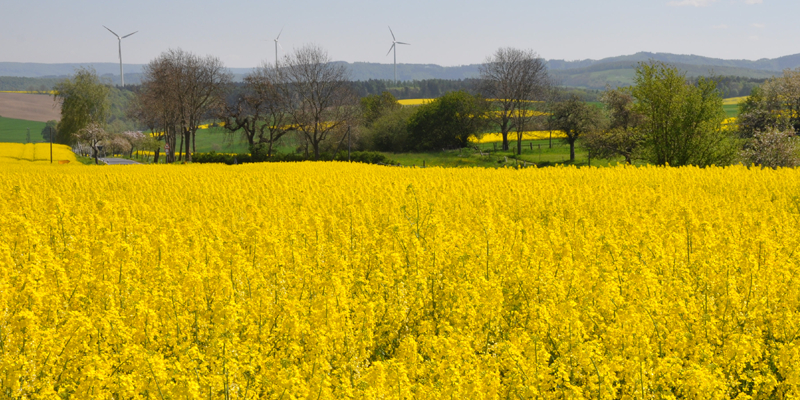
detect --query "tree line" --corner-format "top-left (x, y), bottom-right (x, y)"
top-left (49, 44), bottom-right (800, 168)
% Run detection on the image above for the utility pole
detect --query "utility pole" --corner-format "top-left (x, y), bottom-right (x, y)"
top-left (26, 128), bottom-right (30, 143)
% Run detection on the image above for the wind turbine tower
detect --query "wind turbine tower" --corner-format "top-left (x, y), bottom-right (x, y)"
top-left (104, 26), bottom-right (137, 87)
top-left (386, 27), bottom-right (410, 84)
top-left (274, 28), bottom-right (283, 69)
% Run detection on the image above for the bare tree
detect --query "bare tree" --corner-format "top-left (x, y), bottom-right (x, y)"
top-left (217, 64), bottom-right (292, 158)
top-left (132, 49), bottom-right (231, 163)
top-left (280, 44), bottom-right (359, 160)
top-left (479, 48), bottom-right (551, 153)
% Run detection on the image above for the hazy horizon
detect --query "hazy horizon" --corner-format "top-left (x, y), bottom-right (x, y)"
top-left (1, 0), bottom-right (796, 69)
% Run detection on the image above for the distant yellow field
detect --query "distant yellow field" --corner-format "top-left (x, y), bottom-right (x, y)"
top-left (398, 98), bottom-right (434, 106)
top-left (723, 96), bottom-right (747, 105)
top-left (471, 131), bottom-right (565, 143)
top-left (0, 143), bottom-right (77, 164)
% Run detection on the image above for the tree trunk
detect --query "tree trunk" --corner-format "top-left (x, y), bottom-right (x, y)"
top-left (502, 132), bottom-right (509, 151)
top-left (185, 129), bottom-right (192, 163)
top-left (178, 133), bottom-right (183, 162)
top-left (570, 142), bottom-right (575, 162)
top-left (517, 135), bottom-right (522, 155)
top-left (154, 147), bottom-right (160, 164)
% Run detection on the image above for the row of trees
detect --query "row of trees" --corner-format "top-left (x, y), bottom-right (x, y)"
top-left (51, 43), bottom-right (800, 168)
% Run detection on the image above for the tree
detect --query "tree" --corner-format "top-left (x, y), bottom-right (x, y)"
top-left (218, 64), bottom-right (292, 159)
top-left (133, 49), bottom-right (231, 163)
top-left (40, 120), bottom-right (58, 142)
top-left (407, 91), bottom-right (489, 151)
top-left (583, 88), bottom-right (645, 164)
top-left (479, 48), bottom-right (551, 152)
top-left (361, 91), bottom-right (401, 127)
top-left (280, 44), bottom-right (359, 160)
top-left (548, 95), bottom-right (603, 162)
top-left (75, 122), bottom-right (108, 164)
top-left (367, 106), bottom-right (415, 152)
top-left (53, 67), bottom-right (110, 145)
top-left (736, 69), bottom-right (800, 138)
top-left (631, 61), bottom-right (736, 166)
top-left (741, 128), bottom-right (800, 168)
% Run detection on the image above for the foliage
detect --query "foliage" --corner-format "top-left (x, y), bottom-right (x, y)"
top-left (3, 164), bottom-right (800, 398)
top-left (737, 69), bottom-right (800, 138)
top-left (631, 61), bottom-right (737, 166)
top-left (407, 90), bottom-right (489, 151)
top-left (74, 122), bottom-right (108, 164)
top-left (365, 106), bottom-right (415, 152)
top-left (548, 95), bottom-right (604, 161)
top-left (360, 91), bottom-right (401, 127)
top-left (740, 128), bottom-right (800, 168)
top-left (583, 88), bottom-right (645, 164)
top-left (52, 67), bottom-right (110, 145)
top-left (39, 120), bottom-right (58, 142)
top-left (192, 150), bottom-right (394, 165)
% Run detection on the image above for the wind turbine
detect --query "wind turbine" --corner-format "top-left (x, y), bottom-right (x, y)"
top-left (274, 28), bottom-right (283, 69)
top-left (386, 26), bottom-right (409, 84)
top-left (103, 26), bottom-right (137, 87)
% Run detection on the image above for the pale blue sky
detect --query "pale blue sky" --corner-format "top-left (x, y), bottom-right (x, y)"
top-left (0, 0), bottom-right (795, 68)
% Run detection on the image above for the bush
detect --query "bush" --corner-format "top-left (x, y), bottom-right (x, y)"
top-left (191, 151), bottom-right (394, 165)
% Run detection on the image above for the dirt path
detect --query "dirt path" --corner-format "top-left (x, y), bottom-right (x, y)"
top-left (0, 93), bottom-right (61, 122)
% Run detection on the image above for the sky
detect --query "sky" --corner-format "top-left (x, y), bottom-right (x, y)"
top-left (0, 0), bottom-right (796, 68)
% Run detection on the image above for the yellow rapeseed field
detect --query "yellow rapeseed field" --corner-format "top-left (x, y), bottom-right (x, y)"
top-left (0, 143), bottom-right (77, 163)
top-left (398, 99), bottom-right (434, 106)
top-left (472, 131), bottom-right (566, 143)
top-left (2, 163), bottom-right (800, 398)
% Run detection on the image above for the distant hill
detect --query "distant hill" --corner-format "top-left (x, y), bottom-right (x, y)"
top-left (1, 51), bottom-right (799, 89)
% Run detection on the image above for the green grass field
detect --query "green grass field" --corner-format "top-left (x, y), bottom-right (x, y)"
top-left (383, 138), bottom-right (625, 168)
top-left (0, 116), bottom-right (46, 143)
top-left (723, 104), bottom-right (739, 118)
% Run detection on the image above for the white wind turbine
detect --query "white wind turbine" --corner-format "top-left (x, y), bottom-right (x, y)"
top-left (103, 26), bottom-right (137, 87)
top-left (274, 28), bottom-right (284, 69)
top-left (386, 26), bottom-right (410, 84)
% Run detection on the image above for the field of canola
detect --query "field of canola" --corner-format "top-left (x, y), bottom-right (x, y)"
top-left (2, 163), bottom-right (800, 399)
top-left (0, 143), bottom-right (77, 164)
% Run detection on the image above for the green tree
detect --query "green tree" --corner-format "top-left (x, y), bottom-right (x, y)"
top-left (361, 91), bottom-right (401, 127)
top-left (40, 120), bottom-right (58, 142)
top-left (631, 61), bottom-right (736, 166)
top-left (367, 106), bottom-right (415, 152)
top-left (52, 67), bottom-right (110, 145)
top-left (548, 95), bottom-right (603, 162)
top-left (407, 91), bottom-right (489, 151)
top-left (583, 87), bottom-right (645, 164)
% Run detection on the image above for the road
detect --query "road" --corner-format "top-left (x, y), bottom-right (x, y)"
top-left (100, 158), bottom-right (141, 165)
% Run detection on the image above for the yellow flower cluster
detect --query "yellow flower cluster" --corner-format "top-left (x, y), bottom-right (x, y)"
top-left (0, 143), bottom-right (77, 163)
top-left (471, 131), bottom-right (566, 143)
top-left (2, 163), bottom-right (800, 398)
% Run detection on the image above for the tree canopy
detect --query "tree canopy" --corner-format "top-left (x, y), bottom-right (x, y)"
top-left (52, 67), bottom-right (110, 145)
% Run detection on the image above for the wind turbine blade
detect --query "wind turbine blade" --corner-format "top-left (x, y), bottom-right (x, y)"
top-left (397, 42), bottom-right (410, 45)
top-left (103, 25), bottom-right (120, 38)
top-left (388, 26), bottom-right (396, 41)
top-left (276, 27), bottom-right (283, 41)
top-left (386, 44), bottom-right (395, 56)
top-left (122, 31), bottom-right (138, 39)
